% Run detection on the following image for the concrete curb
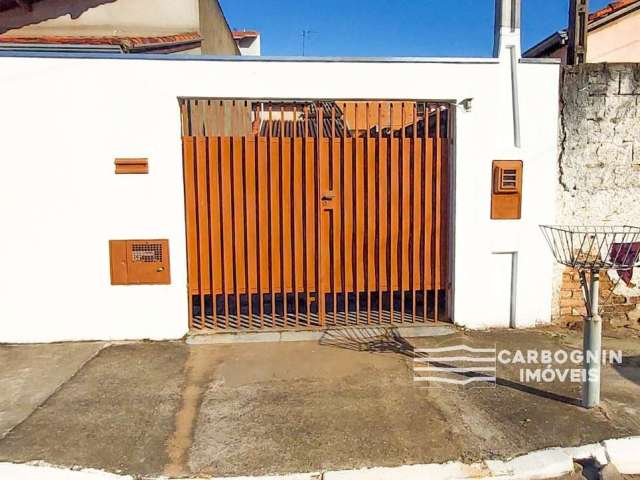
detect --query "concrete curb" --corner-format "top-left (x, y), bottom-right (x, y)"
top-left (186, 325), bottom-right (455, 345)
top-left (3, 436), bottom-right (639, 479)
top-left (602, 436), bottom-right (640, 474)
top-left (0, 462), bottom-right (132, 479)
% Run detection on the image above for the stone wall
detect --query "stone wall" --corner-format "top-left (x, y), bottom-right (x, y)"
top-left (556, 63), bottom-right (640, 329)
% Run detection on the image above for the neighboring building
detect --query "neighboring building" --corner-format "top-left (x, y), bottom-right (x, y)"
top-left (523, 0), bottom-right (640, 62)
top-left (0, 0), bottom-right (240, 54)
top-left (233, 30), bottom-right (260, 55)
top-left (554, 63), bottom-right (640, 329)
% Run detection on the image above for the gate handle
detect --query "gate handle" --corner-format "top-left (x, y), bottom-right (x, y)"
top-left (321, 192), bottom-right (335, 201)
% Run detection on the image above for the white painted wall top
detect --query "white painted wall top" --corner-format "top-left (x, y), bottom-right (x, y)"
top-left (0, 52), bottom-right (559, 343)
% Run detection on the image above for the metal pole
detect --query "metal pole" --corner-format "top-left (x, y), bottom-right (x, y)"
top-left (567, 0), bottom-right (589, 65)
top-left (509, 252), bottom-right (518, 329)
top-left (582, 270), bottom-right (602, 408)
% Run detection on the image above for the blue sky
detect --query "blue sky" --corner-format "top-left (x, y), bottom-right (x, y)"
top-left (220, 0), bottom-right (613, 57)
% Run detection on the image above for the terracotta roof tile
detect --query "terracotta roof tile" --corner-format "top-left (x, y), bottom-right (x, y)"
top-left (232, 30), bottom-right (259, 40)
top-left (589, 0), bottom-right (640, 22)
top-left (0, 32), bottom-right (201, 52)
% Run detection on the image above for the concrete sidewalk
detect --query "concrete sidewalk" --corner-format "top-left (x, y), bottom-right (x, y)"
top-left (0, 327), bottom-right (639, 478)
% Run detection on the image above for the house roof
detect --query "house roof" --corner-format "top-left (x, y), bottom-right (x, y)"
top-left (232, 30), bottom-right (259, 40)
top-left (0, 31), bottom-right (202, 53)
top-left (523, 0), bottom-right (640, 58)
top-left (590, 0), bottom-right (639, 21)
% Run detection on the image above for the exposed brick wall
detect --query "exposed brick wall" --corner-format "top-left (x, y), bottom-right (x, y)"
top-left (556, 63), bottom-right (640, 329)
top-left (558, 268), bottom-right (640, 328)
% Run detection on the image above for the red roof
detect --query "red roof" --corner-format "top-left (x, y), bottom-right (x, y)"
top-left (0, 32), bottom-right (202, 52)
top-left (589, 0), bottom-right (640, 22)
top-left (232, 30), bottom-right (259, 40)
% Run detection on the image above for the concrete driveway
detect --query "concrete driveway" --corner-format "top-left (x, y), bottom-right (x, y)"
top-left (0, 327), bottom-right (639, 478)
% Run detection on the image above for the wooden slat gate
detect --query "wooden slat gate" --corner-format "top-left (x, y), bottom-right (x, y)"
top-left (181, 100), bottom-right (450, 330)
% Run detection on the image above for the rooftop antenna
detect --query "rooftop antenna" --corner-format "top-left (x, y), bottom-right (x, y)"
top-left (301, 29), bottom-right (316, 56)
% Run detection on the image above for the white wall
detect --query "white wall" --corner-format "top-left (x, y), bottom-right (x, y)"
top-left (0, 54), bottom-right (559, 343)
top-left (588, 9), bottom-right (640, 63)
top-left (236, 36), bottom-right (261, 56)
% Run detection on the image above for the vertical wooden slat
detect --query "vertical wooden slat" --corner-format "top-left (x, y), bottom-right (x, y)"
top-left (330, 104), bottom-right (338, 324)
top-left (292, 104), bottom-right (301, 327)
top-left (441, 128), bottom-right (449, 321)
top-left (319, 137), bottom-right (331, 321)
top-left (281, 135), bottom-right (293, 325)
top-left (331, 138), bottom-right (342, 324)
top-left (411, 102), bottom-right (421, 323)
top-left (355, 137), bottom-right (367, 324)
top-left (303, 105), bottom-right (313, 322)
top-left (204, 100), bottom-right (214, 136)
top-left (180, 101), bottom-right (190, 136)
top-left (362, 103), bottom-right (370, 324)
top-left (402, 131), bottom-right (412, 322)
top-left (424, 103), bottom-right (433, 322)
top-left (219, 137), bottom-right (232, 325)
top-left (316, 104), bottom-right (325, 325)
top-left (269, 137), bottom-right (282, 324)
top-left (192, 100), bottom-right (203, 136)
top-left (195, 137), bottom-right (210, 327)
top-left (353, 103), bottom-right (360, 324)
top-left (279, 104), bottom-right (289, 325)
top-left (366, 135), bottom-right (376, 324)
top-left (243, 135), bottom-right (256, 327)
top-left (341, 102), bottom-right (349, 325)
top-left (389, 111), bottom-right (398, 323)
top-left (305, 135), bottom-right (317, 323)
top-left (434, 105), bottom-right (442, 322)
top-left (257, 136), bottom-right (269, 327)
top-left (379, 135), bottom-right (389, 323)
top-left (216, 101), bottom-right (224, 136)
top-left (182, 137), bottom-right (198, 328)
top-left (376, 104), bottom-right (383, 324)
top-left (208, 136), bottom-right (221, 327)
top-left (266, 104), bottom-right (274, 324)
top-left (232, 137), bottom-right (246, 324)
top-left (399, 102), bottom-right (406, 323)
top-left (343, 135), bottom-right (354, 324)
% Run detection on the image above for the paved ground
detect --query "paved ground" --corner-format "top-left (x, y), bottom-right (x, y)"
top-left (0, 342), bottom-right (104, 437)
top-left (0, 326), bottom-right (639, 478)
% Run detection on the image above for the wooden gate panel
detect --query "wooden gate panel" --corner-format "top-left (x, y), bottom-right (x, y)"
top-left (181, 100), bottom-right (451, 330)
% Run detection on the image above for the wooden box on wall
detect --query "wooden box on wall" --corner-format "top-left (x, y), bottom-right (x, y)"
top-left (109, 239), bottom-right (170, 285)
top-left (491, 160), bottom-right (523, 220)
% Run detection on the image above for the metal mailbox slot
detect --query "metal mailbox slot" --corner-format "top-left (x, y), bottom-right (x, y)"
top-left (109, 239), bottom-right (170, 285)
top-left (491, 160), bottom-right (523, 220)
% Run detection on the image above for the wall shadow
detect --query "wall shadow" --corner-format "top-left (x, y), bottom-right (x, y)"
top-left (612, 355), bottom-right (640, 386)
top-left (319, 327), bottom-right (580, 406)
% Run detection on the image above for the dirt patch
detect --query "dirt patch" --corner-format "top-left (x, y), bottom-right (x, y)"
top-left (164, 346), bottom-right (221, 477)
